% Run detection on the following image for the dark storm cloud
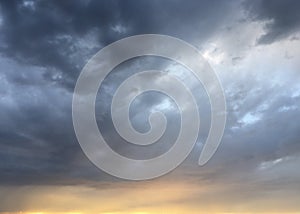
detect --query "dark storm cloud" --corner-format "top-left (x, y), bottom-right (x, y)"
top-left (0, 57), bottom-right (113, 185)
top-left (243, 0), bottom-right (300, 44)
top-left (0, 0), bottom-right (236, 89)
top-left (0, 0), bottom-right (299, 189)
top-left (0, 0), bottom-right (237, 185)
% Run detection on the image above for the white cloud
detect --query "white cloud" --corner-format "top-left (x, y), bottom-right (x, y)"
top-left (278, 105), bottom-right (298, 112)
top-left (111, 24), bottom-right (128, 34)
top-left (239, 112), bottom-right (262, 126)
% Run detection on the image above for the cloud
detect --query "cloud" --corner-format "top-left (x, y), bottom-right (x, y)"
top-left (243, 0), bottom-right (300, 44)
top-left (0, 0), bottom-right (238, 90)
top-left (0, 3), bottom-right (299, 213)
top-left (0, 0), bottom-right (239, 185)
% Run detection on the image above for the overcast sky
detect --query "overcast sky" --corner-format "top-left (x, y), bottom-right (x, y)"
top-left (0, 0), bottom-right (300, 213)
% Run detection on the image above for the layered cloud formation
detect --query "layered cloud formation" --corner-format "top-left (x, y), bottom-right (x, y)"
top-left (0, 0), bottom-right (299, 213)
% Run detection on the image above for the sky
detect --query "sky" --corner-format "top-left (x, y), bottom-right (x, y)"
top-left (0, 0), bottom-right (300, 213)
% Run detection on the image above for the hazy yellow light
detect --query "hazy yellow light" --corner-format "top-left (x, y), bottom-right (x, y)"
top-left (14, 212), bottom-right (82, 214)
top-left (102, 212), bottom-right (149, 214)
top-left (132, 212), bottom-right (150, 214)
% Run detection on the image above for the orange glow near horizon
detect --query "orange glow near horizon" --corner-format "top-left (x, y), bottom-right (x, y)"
top-left (1, 178), bottom-right (299, 214)
top-left (12, 211), bottom-right (210, 214)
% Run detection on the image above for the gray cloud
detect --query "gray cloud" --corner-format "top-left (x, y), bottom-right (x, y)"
top-left (0, 0), bottom-right (237, 185)
top-left (0, 0), bottom-right (299, 198)
top-left (0, 0), bottom-right (237, 90)
top-left (243, 0), bottom-right (300, 44)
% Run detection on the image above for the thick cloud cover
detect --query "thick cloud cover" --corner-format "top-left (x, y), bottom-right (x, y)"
top-left (244, 0), bottom-right (300, 44)
top-left (0, 0), bottom-right (238, 185)
top-left (0, 0), bottom-right (237, 89)
top-left (0, 2), bottom-right (299, 211)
